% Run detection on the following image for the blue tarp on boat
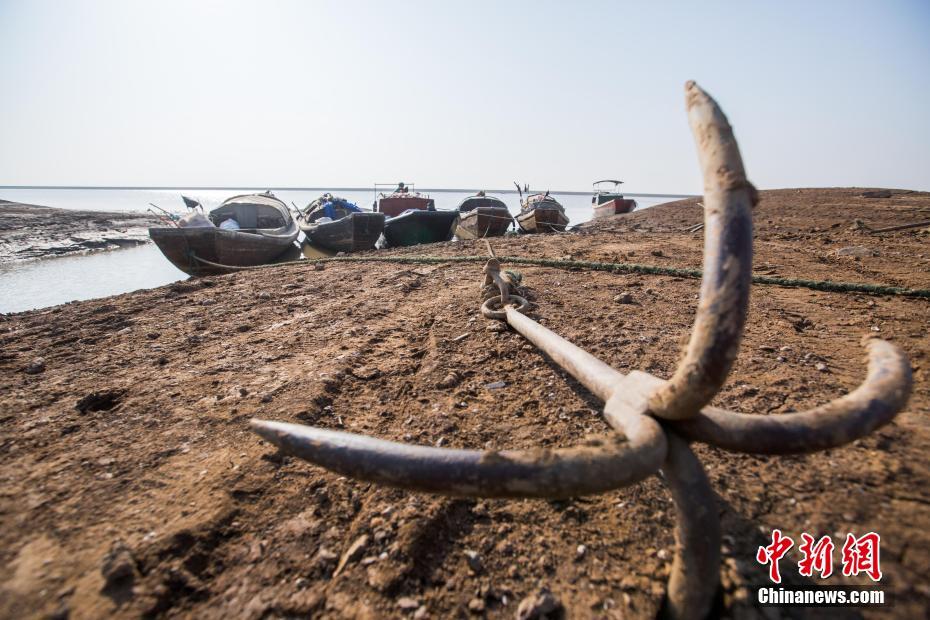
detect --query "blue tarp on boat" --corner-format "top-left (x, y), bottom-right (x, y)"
top-left (318, 198), bottom-right (362, 220)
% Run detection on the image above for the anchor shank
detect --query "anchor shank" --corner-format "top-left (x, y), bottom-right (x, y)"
top-left (505, 306), bottom-right (625, 403)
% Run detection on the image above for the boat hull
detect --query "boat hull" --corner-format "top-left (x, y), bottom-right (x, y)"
top-left (383, 210), bottom-right (459, 247)
top-left (516, 206), bottom-right (569, 233)
top-left (301, 212), bottom-right (385, 253)
top-left (376, 196), bottom-right (434, 217)
top-left (149, 224), bottom-right (299, 276)
top-left (592, 198), bottom-right (637, 219)
top-left (455, 206), bottom-right (513, 239)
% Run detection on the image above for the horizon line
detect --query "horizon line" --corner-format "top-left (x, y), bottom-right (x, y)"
top-left (0, 185), bottom-right (699, 199)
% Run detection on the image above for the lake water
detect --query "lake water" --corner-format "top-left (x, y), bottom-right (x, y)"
top-left (0, 188), bottom-right (690, 314)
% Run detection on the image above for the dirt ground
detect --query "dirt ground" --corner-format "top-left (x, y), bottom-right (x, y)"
top-left (0, 201), bottom-right (160, 263)
top-left (0, 188), bottom-right (928, 619)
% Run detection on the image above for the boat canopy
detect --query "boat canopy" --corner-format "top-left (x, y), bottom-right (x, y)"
top-left (593, 179), bottom-right (624, 190)
top-left (210, 192), bottom-right (291, 229)
top-left (458, 194), bottom-right (507, 213)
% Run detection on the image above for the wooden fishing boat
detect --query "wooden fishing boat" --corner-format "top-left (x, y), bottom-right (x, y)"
top-left (383, 209), bottom-right (459, 248)
top-left (298, 194), bottom-right (385, 253)
top-left (454, 192), bottom-right (512, 239)
top-left (373, 182), bottom-right (434, 217)
top-left (592, 179), bottom-right (637, 219)
top-left (515, 189), bottom-right (569, 233)
top-left (149, 191), bottom-right (299, 276)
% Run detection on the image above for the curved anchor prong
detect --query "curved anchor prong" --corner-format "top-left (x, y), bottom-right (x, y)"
top-left (251, 408), bottom-right (666, 499)
top-left (648, 81), bottom-right (756, 421)
top-left (672, 339), bottom-right (912, 454)
top-left (661, 432), bottom-right (720, 620)
top-left (252, 390), bottom-right (666, 499)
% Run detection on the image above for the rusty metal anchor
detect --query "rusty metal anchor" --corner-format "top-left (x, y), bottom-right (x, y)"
top-left (250, 82), bottom-right (912, 620)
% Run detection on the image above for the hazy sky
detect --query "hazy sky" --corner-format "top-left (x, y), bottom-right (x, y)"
top-left (1, 0), bottom-right (928, 193)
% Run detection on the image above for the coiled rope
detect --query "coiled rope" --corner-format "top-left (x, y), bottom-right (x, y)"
top-left (188, 252), bottom-right (930, 299)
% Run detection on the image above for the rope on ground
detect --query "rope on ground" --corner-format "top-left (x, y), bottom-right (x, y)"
top-left (188, 252), bottom-right (930, 299)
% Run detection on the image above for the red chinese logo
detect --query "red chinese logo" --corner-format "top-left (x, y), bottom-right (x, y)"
top-left (756, 529), bottom-right (794, 583)
top-left (841, 532), bottom-right (882, 582)
top-left (756, 530), bottom-right (883, 583)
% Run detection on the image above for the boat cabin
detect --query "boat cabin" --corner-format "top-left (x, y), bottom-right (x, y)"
top-left (592, 180), bottom-right (627, 205)
top-left (373, 183), bottom-right (435, 217)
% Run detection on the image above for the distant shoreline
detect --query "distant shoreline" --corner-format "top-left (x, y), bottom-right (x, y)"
top-left (0, 200), bottom-right (159, 263)
top-left (0, 185), bottom-right (699, 199)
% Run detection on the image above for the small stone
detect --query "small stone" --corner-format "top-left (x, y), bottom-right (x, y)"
top-left (613, 292), bottom-right (634, 304)
top-left (413, 606), bottom-right (428, 620)
top-left (650, 249), bottom-right (664, 257)
top-left (24, 357), bottom-right (46, 375)
top-left (835, 246), bottom-right (875, 258)
top-left (486, 322), bottom-right (506, 332)
top-left (516, 588), bottom-right (562, 620)
top-left (334, 534), bottom-right (369, 576)
top-left (657, 548), bottom-right (669, 560)
top-left (397, 597), bottom-right (420, 611)
top-left (436, 371), bottom-right (461, 389)
top-left (484, 381), bottom-right (507, 390)
top-left (575, 544), bottom-right (587, 559)
top-left (257, 291), bottom-right (271, 300)
top-left (351, 367), bottom-right (381, 381)
top-left (815, 362), bottom-right (828, 372)
top-left (464, 549), bottom-right (483, 573)
top-left (468, 598), bottom-right (486, 613)
top-left (313, 262), bottom-right (325, 270)
top-left (100, 541), bottom-right (136, 592)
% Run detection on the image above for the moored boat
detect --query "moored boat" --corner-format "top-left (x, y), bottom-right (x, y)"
top-left (454, 191), bottom-right (512, 239)
top-left (592, 179), bottom-right (637, 219)
top-left (373, 182), bottom-right (434, 217)
top-left (383, 209), bottom-right (459, 248)
top-left (298, 193), bottom-right (385, 253)
top-left (148, 191), bottom-right (299, 276)
top-left (514, 184), bottom-right (569, 233)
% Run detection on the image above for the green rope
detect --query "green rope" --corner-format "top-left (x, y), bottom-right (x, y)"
top-left (319, 255), bottom-right (930, 299)
top-left (190, 252), bottom-right (930, 300)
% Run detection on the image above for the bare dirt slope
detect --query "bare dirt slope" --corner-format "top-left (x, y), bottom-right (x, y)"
top-left (1, 188), bottom-right (928, 619)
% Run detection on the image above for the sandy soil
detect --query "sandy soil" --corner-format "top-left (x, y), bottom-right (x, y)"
top-left (0, 188), bottom-right (928, 619)
top-left (0, 201), bottom-right (161, 263)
